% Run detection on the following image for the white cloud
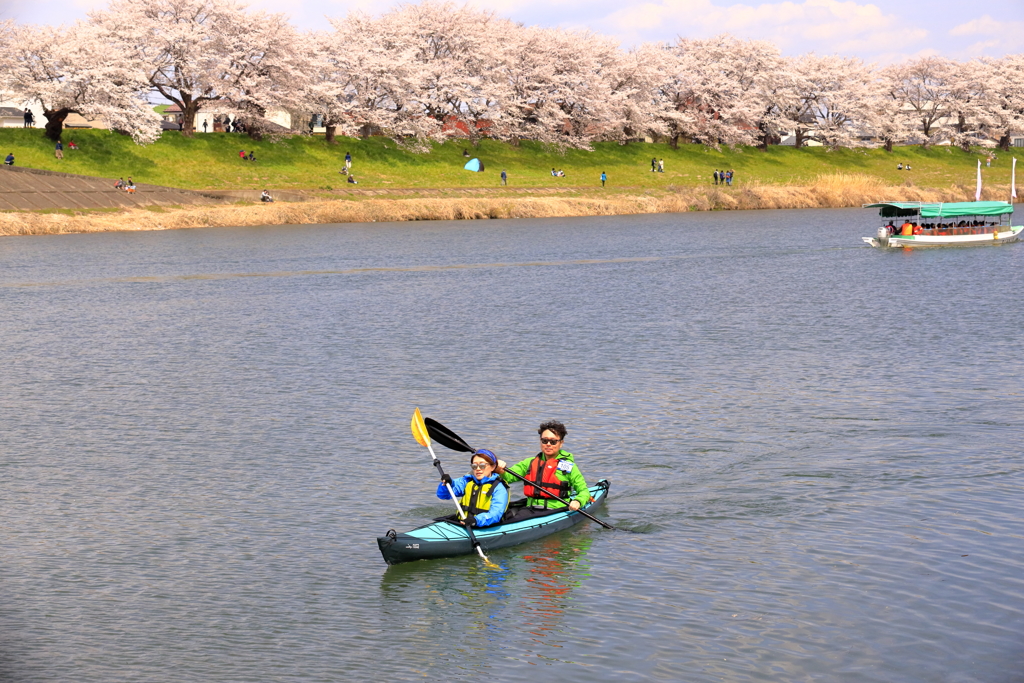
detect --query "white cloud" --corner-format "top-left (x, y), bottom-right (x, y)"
top-left (597, 0), bottom-right (927, 56)
top-left (948, 15), bottom-right (1024, 56)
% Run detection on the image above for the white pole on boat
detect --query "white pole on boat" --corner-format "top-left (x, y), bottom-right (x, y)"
top-left (976, 159), bottom-right (982, 201)
top-left (1012, 158), bottom-right (1017, 201)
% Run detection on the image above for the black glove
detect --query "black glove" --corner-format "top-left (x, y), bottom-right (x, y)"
top-left (463, 516), bottom-right (476, 528)
top-left (441, 474), bottom-right (453, 486)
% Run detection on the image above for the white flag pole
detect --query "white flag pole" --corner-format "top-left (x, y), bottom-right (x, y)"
top-left (976, 159), bottom-right (982, 201)
top-left (1013, 157), bottom-right (1017, 201)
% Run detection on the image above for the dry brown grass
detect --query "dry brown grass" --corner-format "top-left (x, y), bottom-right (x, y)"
top-left (0, 175), bottom-right (1016, 237)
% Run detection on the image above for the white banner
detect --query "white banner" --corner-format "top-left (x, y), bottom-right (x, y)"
top-left (1013, 158), bottom-right (1017, 201)
top-left (976, 159), bottom-right (982, 201)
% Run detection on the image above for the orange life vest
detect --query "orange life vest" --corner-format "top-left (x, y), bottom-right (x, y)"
top-left (522, 455), bottom-right (571, 501)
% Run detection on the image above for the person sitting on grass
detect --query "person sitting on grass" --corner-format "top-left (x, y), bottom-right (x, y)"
top-left (247, 151), bottom-right (256, 162)
top-left (4, 152), bottom-right (13, 166)
top-left (551, 168), bottom-right (557, 177)
top-left (347, 174), bottom-right (358, 184)
top-left (239, 149), bottom-right (246, 160)
top-left (68, 139), bottom-right (78, 150)
top-left (260, 190), bottom-right (274, 203)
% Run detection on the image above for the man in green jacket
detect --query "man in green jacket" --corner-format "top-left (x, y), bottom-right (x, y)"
top-left (497, 420), bottom-right (589, 511)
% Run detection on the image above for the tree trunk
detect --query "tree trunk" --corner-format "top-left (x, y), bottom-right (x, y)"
top-left (324, 125), bottom-right (337, 144)
top-left (884, 139), bottom-right (893, 153)
top-left (795, 129), bottom-right (805, 149)
top-left (999, 134), bottom-right (1011, 152)
top-left (179, 97), bottom-right (198, 137)
top-left (43, 108), bottom-right (71, 141)
top-left (670, 134), bottom-right (679, 150)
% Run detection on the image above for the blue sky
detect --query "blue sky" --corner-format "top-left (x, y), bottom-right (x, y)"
top-left (3, 0), bottom-right (1022, 63)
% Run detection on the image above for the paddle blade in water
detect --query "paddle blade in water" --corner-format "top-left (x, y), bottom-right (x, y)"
top-left (411, 408), bottom-right (430, 448)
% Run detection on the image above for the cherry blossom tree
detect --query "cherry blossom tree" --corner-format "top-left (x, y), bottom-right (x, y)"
top-left (308, 13), bottom-right (413, 143)
top-left (91, 0), bottom-right (307, 137)
top-left (486, 24), bottom-right (565, 146)
top-left (797, 55), bottom-right (875, 150)
top-left (601, 41), bottom-right (667, 144)
top-left (5, 21), bottom-right (161, 143)
top-left (862, 75), bottom-right (916, 152)
top-left (985, 55), bottom-right (1024, 151)
top-left (886, 56), bottom-right (956, 146)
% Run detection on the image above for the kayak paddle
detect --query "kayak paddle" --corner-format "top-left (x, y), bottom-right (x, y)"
top-left (411, 408), bottom-right (496, 566)
top-left (424, 417), bottom-right (615, 530)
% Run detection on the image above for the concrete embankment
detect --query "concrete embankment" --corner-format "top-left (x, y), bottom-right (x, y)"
top-left (0, 168), bottom-right (1015, 236)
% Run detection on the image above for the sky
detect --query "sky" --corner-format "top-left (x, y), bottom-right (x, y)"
top-left (2, 0), bottom-right (1022, 64)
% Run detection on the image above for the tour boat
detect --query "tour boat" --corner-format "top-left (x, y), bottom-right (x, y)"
top-left (861, 201), bottom-right (1022, 248)
top-left (377, 480), bottom-right (610, 565)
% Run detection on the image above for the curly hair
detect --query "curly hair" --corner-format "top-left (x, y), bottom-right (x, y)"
top-left (537, 420), bottom-right (567, 440)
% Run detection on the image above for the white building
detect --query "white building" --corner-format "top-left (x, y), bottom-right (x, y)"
top-left (0, 98), bottom-right (45, 128)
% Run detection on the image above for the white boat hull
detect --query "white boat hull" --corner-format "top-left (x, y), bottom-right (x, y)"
top-left (863, 225), bottom-right (1023, 248)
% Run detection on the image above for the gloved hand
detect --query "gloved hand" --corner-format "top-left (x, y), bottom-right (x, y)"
top-left (463, 516), bottom-right (476, 528)
top-left (441, 474), bottom-right (453, 486)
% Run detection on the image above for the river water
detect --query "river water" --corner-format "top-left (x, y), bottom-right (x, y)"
top-left (2, 209), bottom-right (1023, 682)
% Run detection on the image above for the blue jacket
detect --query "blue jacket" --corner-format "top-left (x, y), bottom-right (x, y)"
top-left (436, 472), bottom-right (509, 528)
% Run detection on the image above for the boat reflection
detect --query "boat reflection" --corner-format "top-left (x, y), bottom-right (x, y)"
top-left (377, 529), bottom-right (595, 647)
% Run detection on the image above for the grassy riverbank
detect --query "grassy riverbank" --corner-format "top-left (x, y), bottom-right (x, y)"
top-left (2, 174), bottom-right (1016, 237)
top-left (0, 128), bottom-right (1016, 194)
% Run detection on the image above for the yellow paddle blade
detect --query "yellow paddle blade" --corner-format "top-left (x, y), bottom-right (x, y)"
top-left (411, 408), bottom-right (430, 448)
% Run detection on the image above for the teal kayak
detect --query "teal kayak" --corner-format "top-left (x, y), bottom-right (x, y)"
top-left (377, 480), bottom-right (610, 565)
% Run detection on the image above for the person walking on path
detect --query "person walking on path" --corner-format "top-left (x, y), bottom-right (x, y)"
top-left (344, 152), bottom-right (352, 173)
top-left (54, 140), bottom-right (64, 160)
top-left (600, 171), bottom-right (607, 187)
top-left (658, 159), bottom-right (664, 173)
top-left (23, 109), bottom-right (33, 128)
top-left (651, 157), bottom-right (657, 172)
top-left (500, 169), bottom-right (507, 186)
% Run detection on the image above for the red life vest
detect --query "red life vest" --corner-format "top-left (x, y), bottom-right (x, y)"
top-left (522, 455), bottom-right (571, 501)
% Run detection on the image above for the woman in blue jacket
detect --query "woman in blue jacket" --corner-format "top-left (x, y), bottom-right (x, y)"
top-left (438, 449), bottom-right (509, 528)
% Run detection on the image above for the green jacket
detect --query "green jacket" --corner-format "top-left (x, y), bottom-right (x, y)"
top-left (501, 449), bottom-right (589, 509)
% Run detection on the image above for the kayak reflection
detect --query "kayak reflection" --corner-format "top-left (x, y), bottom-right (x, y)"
top-left (377, 530), bottom-right (595, 647)
top-left (519, 534), bottom-right (594, 640)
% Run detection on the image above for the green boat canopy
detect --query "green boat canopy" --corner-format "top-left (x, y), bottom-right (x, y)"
top-left (864, 201), bottom-right (1014, 218)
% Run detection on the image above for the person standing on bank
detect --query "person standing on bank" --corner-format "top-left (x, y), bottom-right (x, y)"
top-left (497, 421), bottom-right (589, 512)
top-left (54, 140), bottom-right (64, 160)
top-left (438, 449), bottom-right (510, 528)
top-left (501, 169), bottom-right (507, 186)
top-left (600, 171), bottom-right (607, 187)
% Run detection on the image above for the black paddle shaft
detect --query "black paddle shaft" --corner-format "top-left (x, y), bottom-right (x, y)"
top-left (424, 417), bottom-right (615, 530)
